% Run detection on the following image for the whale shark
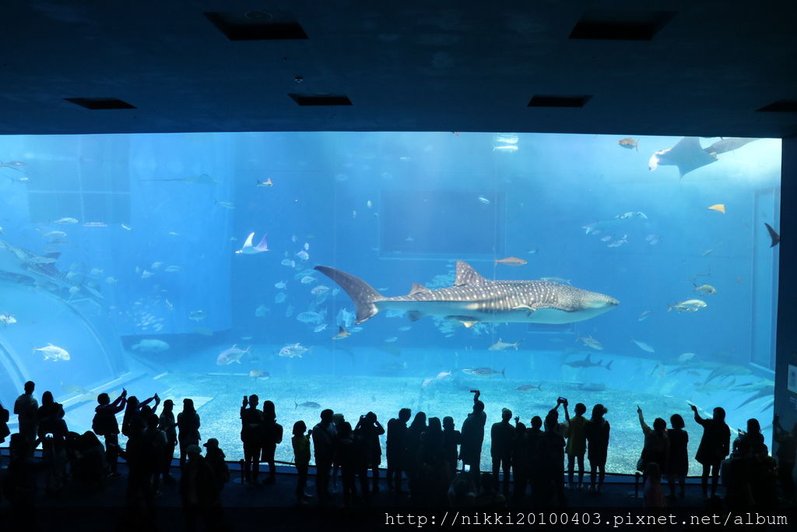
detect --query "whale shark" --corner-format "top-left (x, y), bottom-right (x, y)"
top-left (315, 261), bottom-right (618, 326)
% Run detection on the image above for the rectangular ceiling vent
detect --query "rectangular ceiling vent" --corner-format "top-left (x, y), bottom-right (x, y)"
top-left (289, 94), bottom-right (352, 106)
top-left (757, 100), bottom-right (797, 113)
top-left (528, 95), bottom-right (591, 108)
top-left (569, 10), bottom-right (675, 41)
top-left (64, 97), bottom-right (136, 110)
top-left (205, 11), bottom-right (308, 41)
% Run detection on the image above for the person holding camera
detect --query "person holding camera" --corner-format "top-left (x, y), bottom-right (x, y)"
top-left (240, 394), bottom-right (263, 485)
top-left (355, 411), bottom-right (385, 494)
top-left (460, 390), bottom-right (487, 486)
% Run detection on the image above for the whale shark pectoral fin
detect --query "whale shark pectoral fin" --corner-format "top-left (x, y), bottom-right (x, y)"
top-left (512, 304), bottom-right (538, 317)
top-left (446, 315), bottom-right (480, 327)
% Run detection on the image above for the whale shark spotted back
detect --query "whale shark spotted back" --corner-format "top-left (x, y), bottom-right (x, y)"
top-left (314, 261), bottom-right (619, 326)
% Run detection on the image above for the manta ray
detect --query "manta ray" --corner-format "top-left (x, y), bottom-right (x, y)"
top-left (648, 137), bottom-right (759, 178)
top-left (315, 261), bottom-right (618, 326)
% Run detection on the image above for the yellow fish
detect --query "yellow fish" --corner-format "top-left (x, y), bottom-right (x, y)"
top-left (707, 204), bottom-right (726, 214)
top-left (618, 137), bottom-right (638, 151)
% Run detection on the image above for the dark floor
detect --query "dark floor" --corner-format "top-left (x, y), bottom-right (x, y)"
top-left (1, 459), bottom-right (794, 532)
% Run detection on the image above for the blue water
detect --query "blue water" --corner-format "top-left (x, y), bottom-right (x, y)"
top-left (0, 132), bottom-right (780, 474)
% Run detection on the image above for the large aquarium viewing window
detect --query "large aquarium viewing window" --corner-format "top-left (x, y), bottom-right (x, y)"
top-left (0, 132), bottom-right (780, 475)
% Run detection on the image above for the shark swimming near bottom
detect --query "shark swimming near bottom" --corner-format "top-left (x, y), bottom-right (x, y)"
top-left (314, 261), bottom-right (619, 326)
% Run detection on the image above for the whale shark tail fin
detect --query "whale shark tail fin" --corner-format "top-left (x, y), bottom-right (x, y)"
top-left (315, 265), bottom-right (381, 323)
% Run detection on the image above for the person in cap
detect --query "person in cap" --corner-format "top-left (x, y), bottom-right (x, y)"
top-left (204, 438), bottom-right (230, 493)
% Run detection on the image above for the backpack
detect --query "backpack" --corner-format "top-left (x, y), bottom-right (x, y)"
top-left (274, 423), bottom-right (283, 444)
top-left (92, 412), bottom-right (103, 436)
top-left (0, 403), bottom-right (9, 442)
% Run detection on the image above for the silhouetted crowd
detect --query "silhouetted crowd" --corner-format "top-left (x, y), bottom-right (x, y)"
top-left (0, 380), bottom-right (795, 526)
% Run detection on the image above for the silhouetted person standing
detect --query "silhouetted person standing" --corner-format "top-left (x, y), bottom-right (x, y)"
top-left (404, 411), bottom-right (427, 497)
top-left (511, 418), bottom-right (528, 503)
top-left (637, 406), bottom-right (668, 482)
top-left (565, 403), bottom-right (588, 489)
top-left (442, 416), bottom-right (461, 479)
top-left (0, 400), bottom-right (10, 447)
top-left (666, 413), bottom-right (688, 499)
top-left (177, 398), bottom-right (201, 469)
top-left (122, 394), bottom-right (160, 442)
top-left (180, 444), bottom-right (220, 532)
top-left (355, 411), bottom-right (385, 494)
top-left (386, 408), bottom-right (411, 493)
top-left (240, 394), bottom-right (262, 485)
top-left (312, 409), bottom-right (336, 504)
top-left (691, 404), bottom-right (730, 499)
top-left (92, 388), bottom-right (127, 476)
top-left (773, 415), bottom-right (796, 501)
top-left (14, 381), bottom-right (38, 454)
top-left (204, 438), bottom-right (229, 494)
top-left (260, 400), bottom-right (282, 485)
top-left (158, 399), bottom-right (177, 483)
top-left (460, 390), bottom-right (486, 486)
top-left (37, 391), bottom-right (68, 494)
top-left (585, 404), bottom-right (609, 494)
top-left (526, 416), bottom-right (544, 502)
top-left (539, 410), bottom-right (566, 507)
top-left (490, 408), bottom-right (514, 496)
top-left (292, 420), bottom-right (311, 505)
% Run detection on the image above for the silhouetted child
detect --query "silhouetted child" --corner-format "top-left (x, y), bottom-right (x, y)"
top-left (92, 388), bottom-right (127, 476)
top-left (180, 444), bottom-right (220, 531)
top-left (643, 462), bottom-right (666, 508)
top-left (442, 416), bottom-right (461, 479)
top-left (204, 438), bottom-right (229, 493)
top-left (292, 420), bottom-right (311, 505)
top-left (565, 402), bottom-right (588, 489)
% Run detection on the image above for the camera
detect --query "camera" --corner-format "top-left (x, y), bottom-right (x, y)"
top-left (557, 396), bottom-right (566, 403)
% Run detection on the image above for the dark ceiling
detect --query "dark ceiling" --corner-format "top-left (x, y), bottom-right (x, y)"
top-left (3, 1), bottom-right (797, 137)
